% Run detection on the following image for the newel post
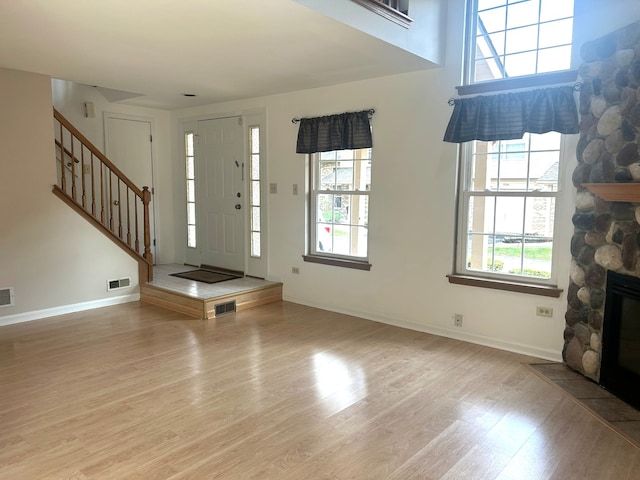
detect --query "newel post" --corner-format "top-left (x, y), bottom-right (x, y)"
top-left (142, 186), bottom-right (153, 266)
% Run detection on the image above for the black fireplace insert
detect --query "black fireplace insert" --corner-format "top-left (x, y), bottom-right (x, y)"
top-left (600, 271), bottom-right (640, 411)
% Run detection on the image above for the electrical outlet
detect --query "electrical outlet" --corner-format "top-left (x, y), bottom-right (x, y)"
top-left (454, 313), bottom-right (463, 327)
top-left (83, 164), bottom-right (91, 174)
top-left (291, 267), bottom-right (300, 274)
top-left (269, 183), bottom-right (278, 194)
top-left (536, 306), bottom-right (553, 317)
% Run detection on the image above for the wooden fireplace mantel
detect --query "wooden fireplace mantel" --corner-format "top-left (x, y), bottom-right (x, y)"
top-left (582, 183), bottom-right (640, 202)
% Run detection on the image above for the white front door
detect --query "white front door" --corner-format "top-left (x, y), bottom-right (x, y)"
top-left (104, 114), bottom-right (155, 260)
top-left (197, 117), bottom-right (245, 272)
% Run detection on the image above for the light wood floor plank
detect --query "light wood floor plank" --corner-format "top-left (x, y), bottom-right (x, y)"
top-left (1, 301), bottom-right (639, 479)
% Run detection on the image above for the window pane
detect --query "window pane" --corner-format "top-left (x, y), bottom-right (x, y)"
top-left (537, 45), bottom-right (572, 73)
top-left (187, 179), bottom-right (195, 202)
top-left (336, 162), bottom-right (354, 188)
top-left (474, 56), bottom-right (505, 82)
top-left (488, 31), bottom-right (506, 56)
top-left (471, 0), bottom-right (573, 83)
top-left (530, 132), bottom-right (560, 151)
top-left (337, 150), bottom-right (356, 160)
top-left (186, 158), bottom-right (194, 179)
top-left (478, 0), bottom-right (505, 10)
top-left (187, 225), bottom-right (196, 248)
top-left (185, 133), bottom-right (194, 157)
top-left (506, 1), bottom-right (539, 29)
top-left (467, 195), bottom-right (496, 237)
top-left (320, 151), bottom-right (337, 161)
top-left (529, 152), bottom-right (559, 192)
top-left (251, 154), bottom-right (260, 180)
top-left (251, 127), bottom-right (260, 154)
top-left (539, 18), bottom-right (572, 48)
top-left (479, 6), bottom-right (506, 33)
top-left (495, 196), bottom-right (524, 237)
top-left (317, 223), bottom-right (333, 252)
top-left (540, 0), bottom-right (573, 22)
top-left (332, 225), bottom-right (350, 256)
top-left (504, 50), bottom-right (538, 76)
top-left (317, 193), bottom-right (335, 223)
top-left (526, 197), bottom-right (555, 240)
top-left (319, 162), bottom-right (338, 190)
top-left (251, 232), bottom-right (261, 257)
top-left (187, 203), bottom-right (196, 224)
top-left (251, 180), bottom-right (260, 205)
top-left (505, 25), bottom-right (538, 54)
top-left (470, 150), bottom-right (491, 192)
top-left (466, 196), bottom-right (497, 271)
top-left (251, 207), bottom-right (260, 231)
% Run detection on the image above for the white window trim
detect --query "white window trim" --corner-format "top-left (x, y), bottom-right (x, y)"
top-left (454, 136), bottom-right (564, 287)
top-left (304, 151), bottom-right (372, 271)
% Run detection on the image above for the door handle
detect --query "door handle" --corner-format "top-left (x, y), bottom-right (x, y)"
top-left (235, 204), bottom-right (241, 210)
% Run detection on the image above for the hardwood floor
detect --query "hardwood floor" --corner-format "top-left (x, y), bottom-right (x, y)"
top-left (1, 301), bottom-right (639, 479)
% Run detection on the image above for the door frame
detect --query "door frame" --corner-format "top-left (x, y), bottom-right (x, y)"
top-left (179, 109), bottom-right (267, 278)
top-left (103, 112), bottom-right (158, 261)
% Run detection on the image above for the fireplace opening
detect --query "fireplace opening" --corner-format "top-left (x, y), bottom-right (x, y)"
top-left (600, 271), bottom-right (640, 411)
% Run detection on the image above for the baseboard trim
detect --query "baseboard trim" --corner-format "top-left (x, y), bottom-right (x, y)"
top-left (0, 294), bottom-right (140, 327)
top-left (283, 294), bottom-right (562, 363)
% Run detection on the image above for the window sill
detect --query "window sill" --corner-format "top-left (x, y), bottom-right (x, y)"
top-left (447, 274), bottom-right (563, 298)
top-left (303, 255), bottom-right (371, 271)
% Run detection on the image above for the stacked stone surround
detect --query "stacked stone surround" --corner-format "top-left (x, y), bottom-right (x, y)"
top-left (564, 21), bottom-right (640, 382)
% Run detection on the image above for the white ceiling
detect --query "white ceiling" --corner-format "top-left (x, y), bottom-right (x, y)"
top-left (0, 0), bottom-right (435, 109)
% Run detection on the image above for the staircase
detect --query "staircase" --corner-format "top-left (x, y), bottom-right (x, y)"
top-left (52, 110), bottom-right (282, 319)
top-left (53, 108), bottom-right (153, 282)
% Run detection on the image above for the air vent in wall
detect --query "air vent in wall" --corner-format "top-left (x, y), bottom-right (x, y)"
top-left (107, 277), bottom-right (131, 291)
top-left (214, 300), bottom-right (236, 316)
top-left (0, 287), bottom-right (14, 307)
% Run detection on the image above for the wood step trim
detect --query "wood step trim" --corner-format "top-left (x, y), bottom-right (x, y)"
top-left (140, 283), bottom-right (283, 319)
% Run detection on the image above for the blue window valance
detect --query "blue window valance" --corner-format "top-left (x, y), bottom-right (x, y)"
top-left (443, 86), bottom-right (578, 143)
top-left (296, 110), bottom-right (373, 154)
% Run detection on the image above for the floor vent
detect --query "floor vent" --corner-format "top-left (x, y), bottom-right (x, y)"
top-left (214, 300), bottom-right (236, 316)
top-left (107, 277), bottom-right (131, 291)
top-left (0, 287), bottom-right (14, 307)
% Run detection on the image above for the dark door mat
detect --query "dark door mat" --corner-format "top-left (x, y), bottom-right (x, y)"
top-left (528, 362), bottom-right (640, 450)
top-left (169, 269), bottom-right (241, 284)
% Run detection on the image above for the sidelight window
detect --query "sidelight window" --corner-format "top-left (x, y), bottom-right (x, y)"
top-left (185, 132), bottom-right (196, 248)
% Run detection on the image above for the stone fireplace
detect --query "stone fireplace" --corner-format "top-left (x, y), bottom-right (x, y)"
top-left (564, 21), bottom-right (640, 386)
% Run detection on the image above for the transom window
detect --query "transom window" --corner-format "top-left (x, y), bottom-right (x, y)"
top-left (469, 0), bottom-right (574, 83)
top-left (309, 148), bottom-right (371, 262)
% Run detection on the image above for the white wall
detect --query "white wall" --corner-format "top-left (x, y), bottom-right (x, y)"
top-left (0, 68), bottom-right (140, 324)
top-left (4, 0), bottom-right (637, 352)
top-left (295, 0), bottom-right (446, 65)
top-left (168, 0), bottom-right (640, 361)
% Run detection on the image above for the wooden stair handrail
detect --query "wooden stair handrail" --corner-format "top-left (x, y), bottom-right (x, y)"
top-left (53, 109), bottom-right (144, 198)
